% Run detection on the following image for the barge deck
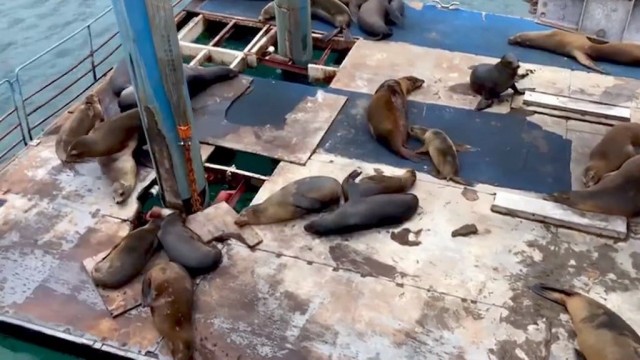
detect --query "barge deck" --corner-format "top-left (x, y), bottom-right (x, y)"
top-left (1, 2), bottom-right (640, 359)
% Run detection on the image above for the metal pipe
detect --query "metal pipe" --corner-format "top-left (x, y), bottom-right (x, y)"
top-left (274, 0), bottom-right (313, 66)
top-left (110, 0), bottom-right (209, 214)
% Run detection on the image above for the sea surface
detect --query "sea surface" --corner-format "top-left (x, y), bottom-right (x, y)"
top-left (0, 0), bottom-right (531, 359)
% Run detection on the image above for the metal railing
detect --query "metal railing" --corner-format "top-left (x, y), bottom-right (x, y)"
top-left (0, 0), bottom-right (186, 166)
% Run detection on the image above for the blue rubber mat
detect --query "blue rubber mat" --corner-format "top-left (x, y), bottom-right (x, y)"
top-left (197, 0), bottom-right (640, 79)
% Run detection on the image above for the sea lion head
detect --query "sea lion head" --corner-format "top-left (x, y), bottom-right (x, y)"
top-left (398, 75), bottom-right (425, 94)
top-left (582, 164), bottom-right (604, 188)
top-left (112, 181), bottom-right (134, 204)
top-left (234, 205), bottom-right (262, 227)
top-left (498, 53), bottom-right (520, 71)
top-left (146, 206), bottom-right (178, 221)
top-left (408, 125), bottom-right (429, 139)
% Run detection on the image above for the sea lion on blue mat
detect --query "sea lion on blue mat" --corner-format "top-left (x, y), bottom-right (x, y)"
top-left (55, 93), bottom-right (104, 163)
top-left (142, 261), bottom-right (194, 360)
top-left (408, 125), bottom-right (473, 187)
top-left (544, 154), bottom-right (640, 218)
top-left (530, 283), bottom-right (640, 360)
top-left (582, 123), bottom-right (640, 188)
top-left (303, 193), bottom-right (419, 236)
top-left (357, 0), bottom-right (402, 40)
top-left (90, 218), bottom-right (160, 289)
top-left (342, 168), bottom-right (416, 202)
top-left (508, 30), bottom-right (640, 74)
top-left (234, 175), bottom-right (342, 227)
top-left (367, 75), bottom-right (425, 161)
top-left (469, 53), bottom-right (524, 111)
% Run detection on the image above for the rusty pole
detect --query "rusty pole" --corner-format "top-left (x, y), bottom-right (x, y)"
top-left (274, 0), bottom-right (313, 66)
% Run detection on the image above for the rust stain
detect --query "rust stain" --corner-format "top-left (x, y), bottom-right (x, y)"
top-left (328, 242), bottom-right (413, 280)
top-left (390, 228), bottom-right (422, 247)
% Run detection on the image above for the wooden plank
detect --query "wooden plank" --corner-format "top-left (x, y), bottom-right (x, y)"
top-left (186, 201), bottom-right (264, 247)
top-left (177, 14), bottom-right (205, 43)
top-left (308, 64), bottom-right (337, 83)
top-left (490, 191), bottom-right (627, 239)
top-left (522, 91), bottom-right (631, 122)
top-left (179, 42), bottom-right (242, 65)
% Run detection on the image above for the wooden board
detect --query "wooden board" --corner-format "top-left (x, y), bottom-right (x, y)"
top-left (186, 201), bottom-right (264, 248)
top-left (522, 91), bottom-right (631, 123)
top-left (490, 191), bottom-right (627, 239)
top-left (177, 14), bottom-right (205, 43)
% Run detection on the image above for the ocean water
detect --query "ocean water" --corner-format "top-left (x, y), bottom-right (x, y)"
top-left (0, 0), bottom-right (531, 359)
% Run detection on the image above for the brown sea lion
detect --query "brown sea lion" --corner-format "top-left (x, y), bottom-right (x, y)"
top-left (303, 193), bottom-right (419, 236)
top-left (97, 131), bottom-right (138, 205)
top-left (342, 168), bottom-right (416, 202)
top-left (507, 29), bottom-right (640, 74)
top-left (531, 283), bottom-right (640, 360)
top-left (312, 0), bottom-right (353, 42)
top-left (357, 0), bottom-right (401, 40)
top-left (65, 107), bottom-right (141, 162)
top-left (258, 1), bottom-right (275, 22)
top-left (142, 261), bottom-right (194, 360)
top-left (544, 154), bottom-right (640, 217)
top-left (582, 123), bottom-right (640, 188)
top-left (469, 53), bottom-right (524, 111)
top-left (55, 93), bottom-right (104, 163)
top-left (366, 75), bottom-right (425, 161)
top-left (90, 218), bottom-right (161, 289)
top-left (235, 175), bottom-right (342, 227)
top-left (408, 125), bottom-right (473, 186)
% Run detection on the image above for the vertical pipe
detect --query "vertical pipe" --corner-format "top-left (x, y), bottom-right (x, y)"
top-left (110, 0), bottom-right (209, 214)
top-left (274, 0), bottom-right (313, 66)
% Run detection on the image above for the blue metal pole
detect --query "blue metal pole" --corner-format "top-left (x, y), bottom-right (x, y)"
top-left (274, 0), bottom-right (313, 66)
top-left (110, 0), bottom-right (209, 214)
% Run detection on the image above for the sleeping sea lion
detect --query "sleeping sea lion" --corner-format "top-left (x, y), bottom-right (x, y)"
top-left (97, 131), bottom-right (138, 205)
top-left (408, 125), bottom-right (473, 186)
top-left (582, 123), bottom-right (640, 188)
top-left (312, 0), bottom-right (354, 42)
top-left (303, 193), bottom-right (419, 236)
top-left (544, 154), bottom-right (640, 217)
top-left (366, 75), bottom-right (425, 161)
top-left (142, 261), bottom-right (194, 360)
top-left (342, 168), bottom-right (416, 202)
top-left (531, 283), bottom-right (640, 360)
top-left (90, 218), bottom-right (160, 289)
top-left (65, 108), bottom-right (141, 162)
top-left (235, 175), bottom-right (342, 227)
top-left (357, 0), bottom-right (401, 40)
top-left (469, 53), bottom-right (524, 111)
top-left (508, 29), bottom-right (640, 74)
top-left (344, 0), bottom-right (367, 22)
top-left (146, 207), bottom-right (224, 277)
top-left (55, 93), bottom-right (104, 163)
top-left (388, 0), bottom-right (405, 26)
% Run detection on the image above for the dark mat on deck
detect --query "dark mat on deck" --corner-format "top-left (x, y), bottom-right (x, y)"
top-left (318, 91), bottom-right (572, 194)
top-left (196, 0), bottom-right (640, 79)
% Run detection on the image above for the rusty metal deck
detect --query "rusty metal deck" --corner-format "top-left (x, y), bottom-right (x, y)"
top-left (1, 36), bottom-right (640, 360)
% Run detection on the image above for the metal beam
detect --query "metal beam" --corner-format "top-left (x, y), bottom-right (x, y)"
top-left (110, 0), bottom-right (209, 214)
top-left (274, 0), bottom-right (313, 66)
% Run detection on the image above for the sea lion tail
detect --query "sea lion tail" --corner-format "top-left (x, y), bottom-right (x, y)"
top-left (530, 283), bottom-right (576, 307)
top-left (589, 42), bottom-right (640, 68)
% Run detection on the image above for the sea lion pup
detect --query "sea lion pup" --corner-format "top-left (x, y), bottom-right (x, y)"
top-left (91, 218), bottom-right (161, 289)
top-left (408, 125), bottom-right (473, 186)
top-left (357, 0), bottom-right (401, 40)
top-left (142, 261), bottom-right (194, 360)
top-left (582, 123), bottom-right (640, 188)
top-left (234, 175), bottom-right (342, 227)
top-left (530, 283), bottom-right (640, 360)
top-left (469, 53), bottom-right (524, 111)
top-left (366, 75), bottom-right (425, 161)
top-left (97, 132), bottom-right (138, 205)
top-left (544, 154), bottom-right (640, 217)
top-left (312, 0), bottom-right (354, 42)
top-left (55, 93), bottom-right (104, 163)
top-left (303, 193), bottom-right (419, 236)
top-left (146, 207), bottom-right (226, 277)
top-left (341, 168), bottom-right (416, 202)
top-left (508, 30), bottom-right (640, 74)
top-left (65, 108), bottom-right (142, 162)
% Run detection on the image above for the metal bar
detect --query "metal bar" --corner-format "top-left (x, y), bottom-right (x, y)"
top-left (577, 0), bottom-right (589, 32)
top-left (87, 26), bottom-right (98, 82)
top-left (95, 44), bottom-right (122, 68)
top-left (259, 56), bottom-right (308, 74)
top-left (0, 108), bottom-right (17, 125)
top-left (622, 0), bottom-right (637, 41)
top-left (23, 54), bottom-right (91, 103)
top-left (0, 79), bottom-right (28, 146)
top-left (210, 20), bottom-right (237, 47)
top-left (0, 138), bottom-right (25, 162)
top-left (27, 67), bottom-right (92, 117)
top-left (274, 0), bottom-right (313, 65)
top-left (111, 0), bottom-right (209, 214)
top-left (318, 44), bottom-right (333, 65)
top-left (0, 122), bottom-right (20, 143)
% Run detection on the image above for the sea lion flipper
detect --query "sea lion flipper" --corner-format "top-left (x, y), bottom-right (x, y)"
top-left (474, 98), bottom-right (493, 111)
top-left (454, 143), bottom-right (473, 152)
top-left (321, 27), bottom-right (341, 42)
top-left (415, 145), bottom-right (430, 155)
top-left (386, 4), bottom-right (404, 26)
top-left (571, 50), bottom-right (606, 74)
top-left (530, 283), bottom-right (575, 306)
top-left (510, 83), bottom-right (525, 95)
top-left (451, 176), bottom-right (473, 187)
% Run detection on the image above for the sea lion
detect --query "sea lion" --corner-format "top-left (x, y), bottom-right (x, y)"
top-left (344, 0), bottom-right (367, 22)
top-left (366, 75), bottom-right (425, 161)
top-left (544, 154), bottom-right (640, 217)
top-left (469, 53), bottom-right (524, 111)
top-left (507, 29), bottom-right (640, 74)
top-left (146, 207), bottom-right (223, 277)
top-left (109, 58), bottom-right (133, 97)
top-left (65, 108), bottom-right (141, 162)
top-left (408, 125), bottom-right (472, 186)
top-left (342, 168), bottom-right (416, 202)
top-left (117, 64), bottom-right (238, 112)
top-left (357, 0), bottom-right (401, 40)
top-left (142, 261), bottom-right (194, 360)
top-left (55, 93), bottom-right (104, 163)
top-left (258, 1), bottom-right (275, 22)
top-left (388, 0), bottom-right (405, 26)
top-left (312, 0), bottom-right (353, 42)
top-left (582, 123), bottom-right (640, 188)
top-left (235, 175), bottom-right (342, 227)
top-left (530, 283), bottom-right (640, 360)
top-left (97, 131), bottom-right (138, 205)
top-left (90, 218), bottom-right (161, 289)
top-left (304, 193), bottom-right (419, 236)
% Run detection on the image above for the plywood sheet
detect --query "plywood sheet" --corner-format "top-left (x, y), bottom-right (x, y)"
top-left (522, 91), bottom-right (631, 123)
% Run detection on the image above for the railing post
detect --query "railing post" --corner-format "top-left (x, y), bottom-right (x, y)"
top-left (110, 0), bottom-right (209, 214)
top-left (274, 0), bottom-right (313, 66)
top-left (13, 74), bottom-right (33, 142)
top-left (87, 25), bottom-right (98, 82)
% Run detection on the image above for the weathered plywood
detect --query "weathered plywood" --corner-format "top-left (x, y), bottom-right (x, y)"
top-left (186, 201), bottom-right (263, 247)
top-left (569, 70), bottom-right (640, 108)
top-left (522, 91), bottom-right (631, 123)
top-left (491, 191), bottom-right (627, 239)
